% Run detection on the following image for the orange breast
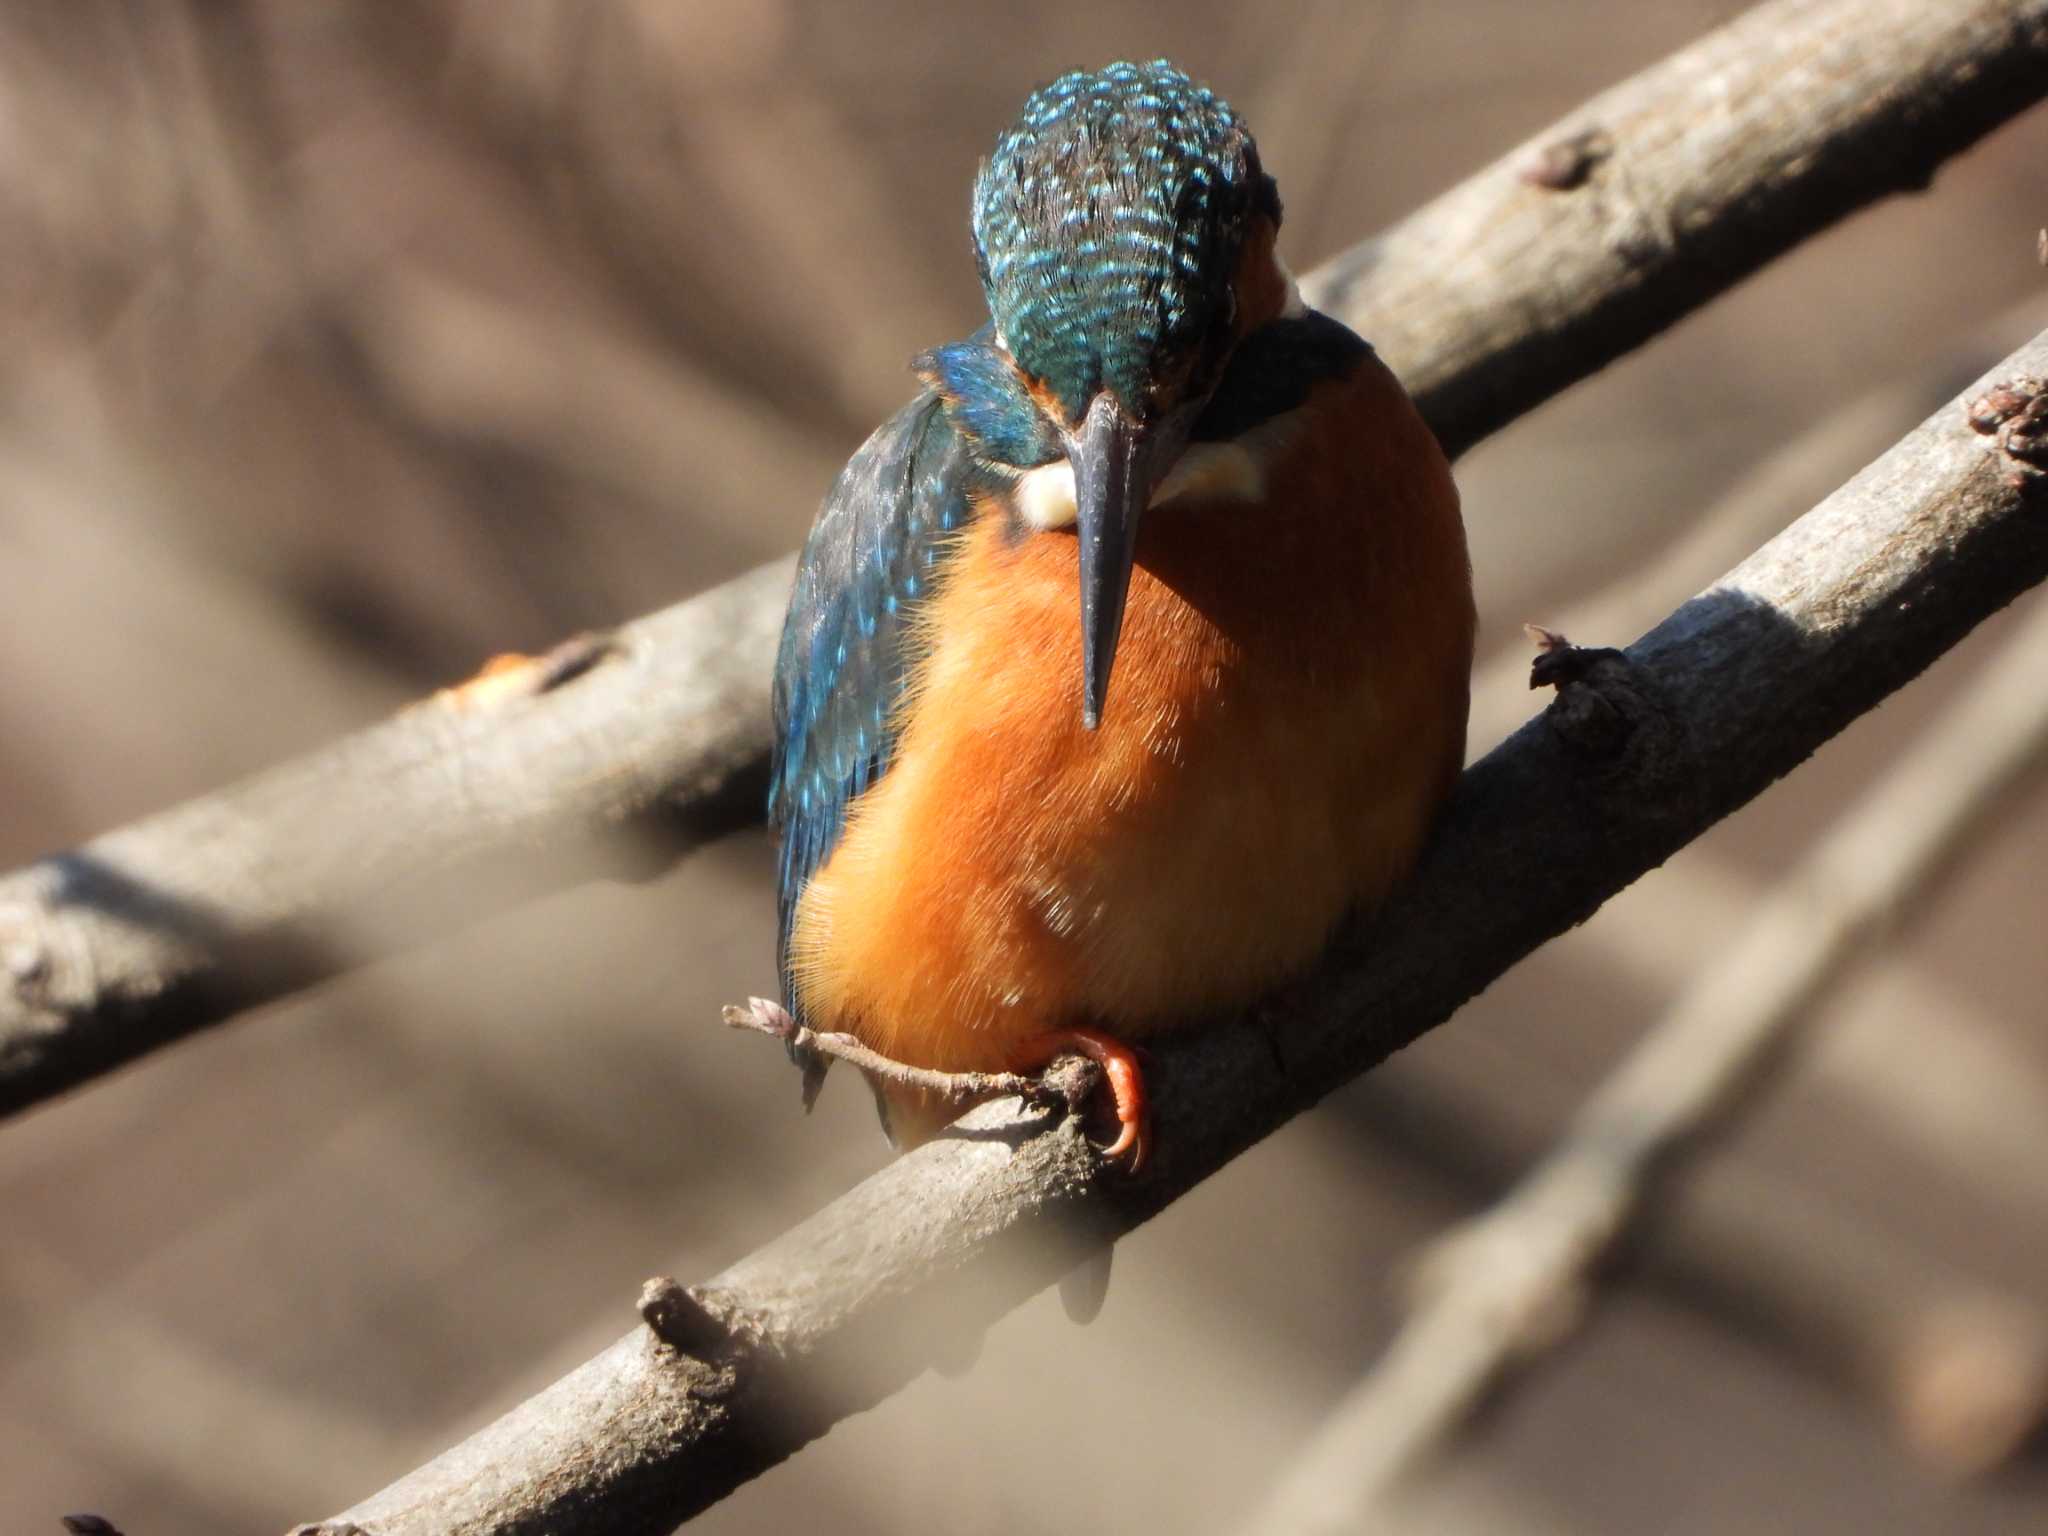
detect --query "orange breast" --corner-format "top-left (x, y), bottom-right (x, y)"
top-left (788, 345), bottom-right (1472, 1113)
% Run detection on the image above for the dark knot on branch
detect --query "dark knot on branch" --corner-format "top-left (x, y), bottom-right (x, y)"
top-left (1967, 376), bottom-right (2048, 493)
top-left (1525, 623), bottom-right (1698, 835)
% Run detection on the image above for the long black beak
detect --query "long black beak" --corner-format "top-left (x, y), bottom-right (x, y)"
top-left (1070, 393), bottom-right (1147, 730)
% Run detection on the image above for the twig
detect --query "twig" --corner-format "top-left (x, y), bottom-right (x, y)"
top-left (6, 0), bottom-right (2045, 1124)
top-left (721, 996), bottom-right (1049, 1109)
top-left (317, 332), bottom-right (2048, 1536)
top-left (1251, 570), bottom-right (2048, 1534)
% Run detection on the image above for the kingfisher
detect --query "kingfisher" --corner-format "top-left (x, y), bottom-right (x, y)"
top-left (767, 61), bottom-right (1473, 1179)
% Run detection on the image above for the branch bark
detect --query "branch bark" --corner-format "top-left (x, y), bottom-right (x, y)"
top-left (4, 0), bottom-right (2044, 1122)
top-left (319, 333), bottom-right (2048, 1535)
top-left (1252, 579), bottom-right (2048, 1535)
top-left (1309, 0), bottom-right (2048, 457)
top-left (0, 560), bottom-right (789, 1118)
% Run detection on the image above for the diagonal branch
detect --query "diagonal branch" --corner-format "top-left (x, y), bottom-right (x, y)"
top-left (1251, 576), bottom-right (2048, 1535)
top-left (320, 334), bottom-right (2048, 1536)
top-left (1311, 0), bottom-right (2048, 457)
top-left (4, 0), bottom-right (2044, 1122)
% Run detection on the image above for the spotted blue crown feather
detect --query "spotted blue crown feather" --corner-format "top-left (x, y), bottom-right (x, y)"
top-left (972, 60), bottom-right (1272, 424)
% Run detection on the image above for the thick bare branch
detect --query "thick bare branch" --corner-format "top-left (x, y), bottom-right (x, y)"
top-left (1310, 0), bottom-right (2048, 457)
top-left (4, 0), bottom-right (2044, 1122)
top-left (1252, 580), bottom-right (2048, 1535)
top-left (0, 560), bottom-right (787, 1118)
top-left (323, 332), bottom-right (2048, 1536)
top-left (1466, 363), bottom-right (1979, 754)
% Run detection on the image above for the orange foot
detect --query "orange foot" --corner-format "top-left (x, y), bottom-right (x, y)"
top-left (1013, 1030), bottom-right (1149, 1173)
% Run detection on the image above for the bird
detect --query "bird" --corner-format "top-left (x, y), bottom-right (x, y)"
top-left (767, 60), bottom-right (1473, 1185)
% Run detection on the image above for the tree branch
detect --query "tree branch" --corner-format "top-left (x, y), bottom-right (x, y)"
top-left (318, 333), bottom-right (2048, 1535)
top-left (0, 559), bottom-right (789, 1118)
top-left (1309, 0), bottom-right (2048, 457)
top-left (1334, 1073), bottom-right (2048, 1482)
top-left (4, 0), bottom-right (2043, 1122)
top-left (1252, 578), bottom-right (2048, 1535)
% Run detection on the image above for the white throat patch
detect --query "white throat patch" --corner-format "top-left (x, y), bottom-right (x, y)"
top-left (1015, 460), bottom-right (1080, 530)
top-left (1011, 439), bottom-right (1266, 532)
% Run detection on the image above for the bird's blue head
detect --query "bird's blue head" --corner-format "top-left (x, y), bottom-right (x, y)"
top-left (972, 59), bottom-right (1273, 425)
top-left (923, 60), bottom-right (1287, 728)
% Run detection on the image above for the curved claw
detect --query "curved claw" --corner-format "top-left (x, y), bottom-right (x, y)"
top-left (1014, 1029), bottom-right (1150, 1173)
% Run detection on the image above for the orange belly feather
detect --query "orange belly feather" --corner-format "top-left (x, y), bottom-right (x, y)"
top-left (788, 347), bottom-right (1473, 1143)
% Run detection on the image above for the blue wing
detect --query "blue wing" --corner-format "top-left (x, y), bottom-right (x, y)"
top-left (769, 388), bottom-right (977, 1007)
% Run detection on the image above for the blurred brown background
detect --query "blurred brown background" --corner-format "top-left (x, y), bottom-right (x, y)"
top-left (4, 2), bottom-right (2047, 1532)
